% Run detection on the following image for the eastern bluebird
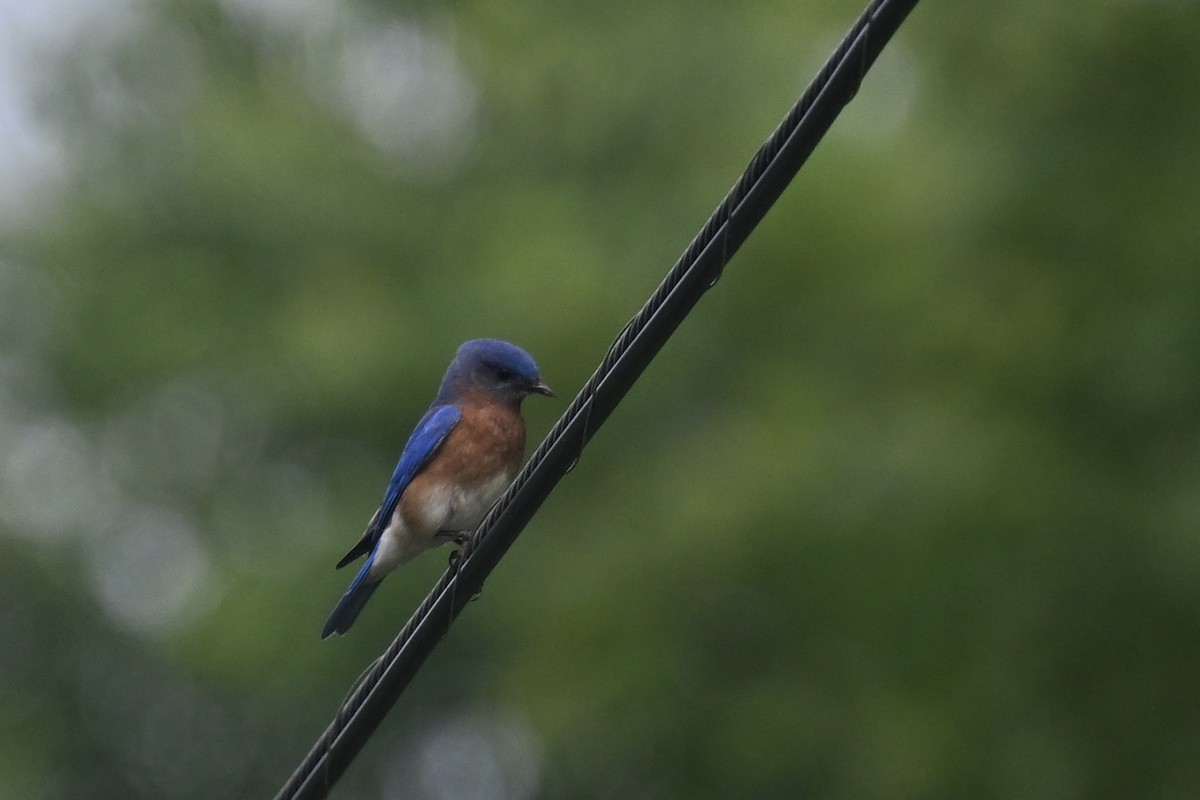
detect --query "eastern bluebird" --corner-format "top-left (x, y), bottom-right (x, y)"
top-left (322, 339), bottom-right (554, 638)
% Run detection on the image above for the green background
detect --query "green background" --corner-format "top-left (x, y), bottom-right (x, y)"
top-left (2, 1), bottom-right (1199, 798)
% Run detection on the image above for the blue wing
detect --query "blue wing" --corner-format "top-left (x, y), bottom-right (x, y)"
top-left (333, 403), bottom-right (462, 569)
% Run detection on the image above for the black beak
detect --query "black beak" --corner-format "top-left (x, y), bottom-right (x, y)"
top-left (530, 380), bottom-right (555, 397)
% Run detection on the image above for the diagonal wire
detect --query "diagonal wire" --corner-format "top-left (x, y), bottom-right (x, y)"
top-left (274, 0), bottom-right (921, 797)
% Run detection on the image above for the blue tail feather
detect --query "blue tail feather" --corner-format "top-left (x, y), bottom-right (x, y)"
top-left (322, 553), bottom-right (382, 638)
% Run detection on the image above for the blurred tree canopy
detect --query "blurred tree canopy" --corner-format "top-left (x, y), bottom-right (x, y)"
top-left (2, 1), bottom-right (1199, 798)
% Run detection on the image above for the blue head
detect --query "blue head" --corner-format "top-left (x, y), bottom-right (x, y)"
top-left (437, 339), bottom-right (554, 406)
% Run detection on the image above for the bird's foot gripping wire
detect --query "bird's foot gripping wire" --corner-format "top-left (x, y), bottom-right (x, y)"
top-left (442, 531), bottom-right (473, 568)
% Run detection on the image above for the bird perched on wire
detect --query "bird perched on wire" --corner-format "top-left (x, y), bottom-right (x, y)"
top-left (322, 339), bottom-right (554, 638)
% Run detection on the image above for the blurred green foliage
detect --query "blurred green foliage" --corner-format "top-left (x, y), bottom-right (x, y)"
top-left (2, 1), bottom-right (1199, 798)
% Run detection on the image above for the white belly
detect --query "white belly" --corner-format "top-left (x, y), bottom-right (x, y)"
top-left (369, 472), bottom-right (513, 577)
top-left (431, 471), bottom-right (513, 531)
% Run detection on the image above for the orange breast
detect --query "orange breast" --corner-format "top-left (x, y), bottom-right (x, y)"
top-left (419, 398), bottom-right (525, 489)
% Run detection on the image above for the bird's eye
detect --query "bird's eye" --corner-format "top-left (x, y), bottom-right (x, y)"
top-left (496, 366), bottom-right (515, 382)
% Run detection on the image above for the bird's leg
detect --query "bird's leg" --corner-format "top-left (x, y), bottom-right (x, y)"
top-left (435, 529), bottom-right (474, 548)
